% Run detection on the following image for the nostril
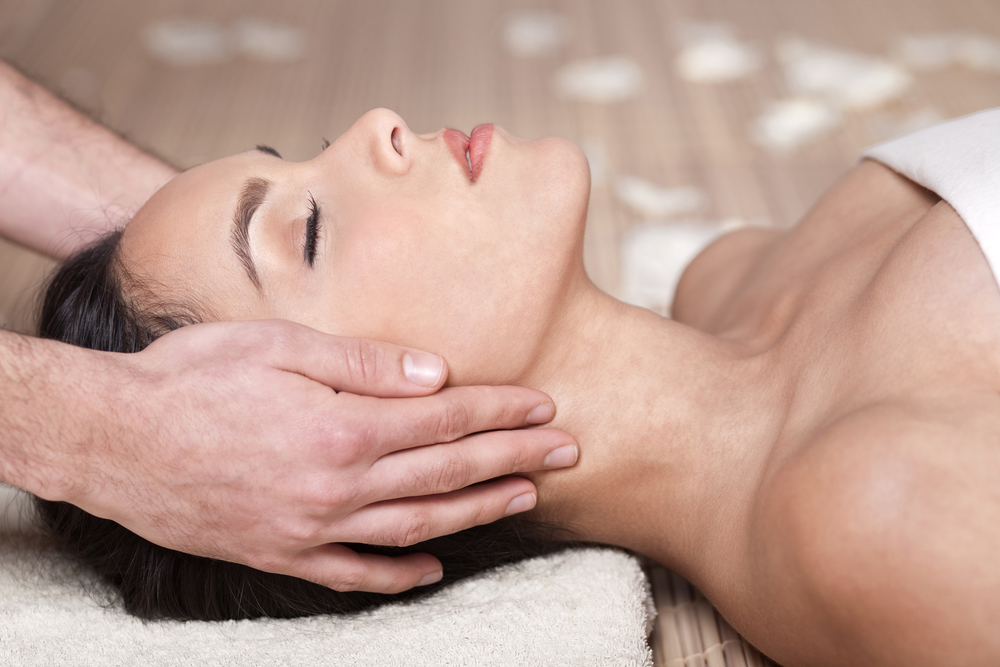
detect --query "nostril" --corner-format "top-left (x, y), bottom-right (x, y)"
top-left (391, 127), bottom-right (403, 156)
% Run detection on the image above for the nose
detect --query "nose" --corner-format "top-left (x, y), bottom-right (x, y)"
top-left (356, 108), bottom-right (411, 176)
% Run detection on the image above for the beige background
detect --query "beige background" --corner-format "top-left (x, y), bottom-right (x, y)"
top-left (2, 1), bottom-right (999, 664)
top-left (4, 0), bottom-right (1000, 333)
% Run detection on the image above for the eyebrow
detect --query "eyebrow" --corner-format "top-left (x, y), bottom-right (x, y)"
top-left (231, 176), bottom-right (271, 292)
top-left (255, 145), bottom-right (282, 158)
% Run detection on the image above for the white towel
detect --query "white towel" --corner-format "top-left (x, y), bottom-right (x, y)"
top-left (862, 107), bottom-right (1000, 284)
top-left (0, 487), bottom-right (654, 666)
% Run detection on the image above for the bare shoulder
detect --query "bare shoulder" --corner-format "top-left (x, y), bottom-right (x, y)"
top-left (742, 395), bottom-right (1000, 666)
top-left (673, 160), bottom-right (943, 335)
top-left (765, 395), bottom-right (1000, 538)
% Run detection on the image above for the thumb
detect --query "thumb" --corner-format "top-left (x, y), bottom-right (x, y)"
top-left (269, 322), bottom-right (449, 397)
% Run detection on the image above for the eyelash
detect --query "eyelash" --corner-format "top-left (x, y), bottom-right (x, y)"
top-left (304, 193), bottom-right (321, 266)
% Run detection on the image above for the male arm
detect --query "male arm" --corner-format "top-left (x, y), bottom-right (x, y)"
top-left (0, 60), bottom-right (176, 259)
top-left (0, 61), bottom-right (577, 592)
top-left (1, 323), bottom-right (573, 592)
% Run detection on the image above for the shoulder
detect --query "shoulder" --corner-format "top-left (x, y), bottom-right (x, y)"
top-left (673, 159), bottom-right (944, 335)
top-left (742, 394), bottom-right (1000, 663)
top-left (759, 395), bottom-right (1000, 530)
top-left (750, 394), bottom-right (1000, 596)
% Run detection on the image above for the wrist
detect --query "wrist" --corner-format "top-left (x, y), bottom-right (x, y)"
top-left (0, 331), bottom-right (122, 503)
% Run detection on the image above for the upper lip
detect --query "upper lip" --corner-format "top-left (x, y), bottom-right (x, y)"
top-left (442, 124), bottom-right (494, 181)
top-left (443, 129), bottom-right (471, 179)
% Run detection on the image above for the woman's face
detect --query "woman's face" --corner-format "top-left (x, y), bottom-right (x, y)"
top-left (121, 109), bottom-right (591, 383)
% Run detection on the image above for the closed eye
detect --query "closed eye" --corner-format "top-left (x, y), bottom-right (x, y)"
top-left (304, 193), bottom-right (321, 266)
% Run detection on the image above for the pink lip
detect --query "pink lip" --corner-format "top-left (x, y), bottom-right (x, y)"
top-left (468, 124), bottom-right (493, 181)
top-left (443, 128), bottom-right (471, 179)
top-left (442, 124), bottom-right (494, 182)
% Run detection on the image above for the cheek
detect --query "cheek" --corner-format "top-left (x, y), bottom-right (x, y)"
top-left (292, 144), bottom-right (590, 382)
top-left (324, 212), bottom-right (443, 339)
top-left (323, 206), bottom-right (506, 345)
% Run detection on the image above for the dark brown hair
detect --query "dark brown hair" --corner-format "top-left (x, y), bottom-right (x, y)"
top-left (35, 230), bottom-right (572, 621)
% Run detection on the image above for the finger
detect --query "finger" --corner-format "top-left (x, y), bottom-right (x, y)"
top-left (284, 543), bottom-right (444, 594)
top-left (262, 320), bottom-right (451, 397)
top-left (344, 385), bottom-right (558, 458)
top-left (332, 477), bottom-right (539, 548)
top-left (367, 427), bottom-right (577, 501)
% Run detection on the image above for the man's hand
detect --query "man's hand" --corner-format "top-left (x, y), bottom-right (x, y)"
top-left (58, 321), bottom-right (577, 594)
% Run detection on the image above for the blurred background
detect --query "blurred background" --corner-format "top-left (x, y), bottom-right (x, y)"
top-left (1, 0), bottom-right (999, 662)
top-left (3, 0), bottom-right (1000, 334)
top-left (3, 0), bottom-right (1000, 331)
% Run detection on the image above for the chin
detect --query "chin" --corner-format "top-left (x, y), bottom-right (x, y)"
top-left (382, 133), bottom-right (591, 387)
top-left (444, 136), bottom-right (590, 385)
top-left (526, 136), bottom-right (591, 240)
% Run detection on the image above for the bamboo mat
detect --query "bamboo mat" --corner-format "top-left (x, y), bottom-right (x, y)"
top-left (3, 1), bottom-right (1000, 664)
top-left (648, 565), bottom-right (778, 667)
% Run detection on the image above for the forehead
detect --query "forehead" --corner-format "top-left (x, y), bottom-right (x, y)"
top-left (119, 152), bottom-right (269, 319)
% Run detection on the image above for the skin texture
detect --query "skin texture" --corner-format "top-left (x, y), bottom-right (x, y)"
top-left (122, 108), bottom-right (1000, 666)
top-left (0, 61), bottom-right (176, 258)
top-left (0, 62), bottom-right (580, 594)
top-left (121, 111), bottom-right (590, 386)
top-left (1, 321), bottom-right (576, 593)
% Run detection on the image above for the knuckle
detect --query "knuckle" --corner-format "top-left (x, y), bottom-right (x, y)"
top-left (507, 451), bottom-right (531, 474)
top-left (245, 551), bottom-right (288, 575)
top-left (297, 485), bottom-right (341, 518)
top-left (293, 468), bottom-right (364, 516)
top-left (481, 388), bottom-right (518, 430)
top-left (393, 510), bottom-right (433, 547)
top-left (331, 431), bottom-right (365, 466)
top-left (490, 431), bottom-right (536, 473)
top-left (469, 501), bottom-right (495, 528)
top-left (260, 320), bottom-right (296, 354)
top-left (236, 320), bottom-right (299, 367)
top-left (330, 568), bottom-right (366, 593)
top-left (432, 401), bottom-right (471, 443)
top-left (423, 454), bottom-right (473, 493)
top-left (321, 483), bottom-right (356, 512)
top-left (278, 517), bottom-right (322, 546)
top-left (342, 339), bottom-right (384, 387)
top-left (322, 418), bottom-right (375, 466)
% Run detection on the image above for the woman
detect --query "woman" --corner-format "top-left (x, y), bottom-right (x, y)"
top-left (39, 108), bottom-right (1000, 666)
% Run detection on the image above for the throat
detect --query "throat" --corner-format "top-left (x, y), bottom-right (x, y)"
top-left (517, 286), bottom-right (781, 581)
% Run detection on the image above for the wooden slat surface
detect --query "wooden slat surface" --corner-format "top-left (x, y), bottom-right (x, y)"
top-left (2, 1), bottom-right (999, 663)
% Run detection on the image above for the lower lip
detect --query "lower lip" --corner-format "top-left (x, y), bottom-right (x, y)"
top-left (443, 124), bottom-right (494, 182)
top-left (468, 124), bottom-right (494, 181)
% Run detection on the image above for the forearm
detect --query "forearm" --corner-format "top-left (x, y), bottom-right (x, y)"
top-left (0, 61), bottom-right (177, 259)
top-left (0, 328), bottom-right (110, 500)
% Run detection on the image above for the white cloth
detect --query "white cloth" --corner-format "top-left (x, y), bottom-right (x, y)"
top-left (0, 487), bottom-right (654, 666)
top-left (862, 108), bottom-right (1000, 284)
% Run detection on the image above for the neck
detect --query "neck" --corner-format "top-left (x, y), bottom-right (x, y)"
top-left (517, 280), bottom-right (785, 586)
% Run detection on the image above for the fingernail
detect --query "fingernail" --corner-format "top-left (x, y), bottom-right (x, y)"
top-left (418, 570), bottom-right (443, 586)
top-left (504, 492), bottom-right (536, 516)
top-left (404, 352), bottom-right (443, 387)
top-left (543, 444), bottom-right (578, 469)
top-left (526, 403), bottom-right (555, 425)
